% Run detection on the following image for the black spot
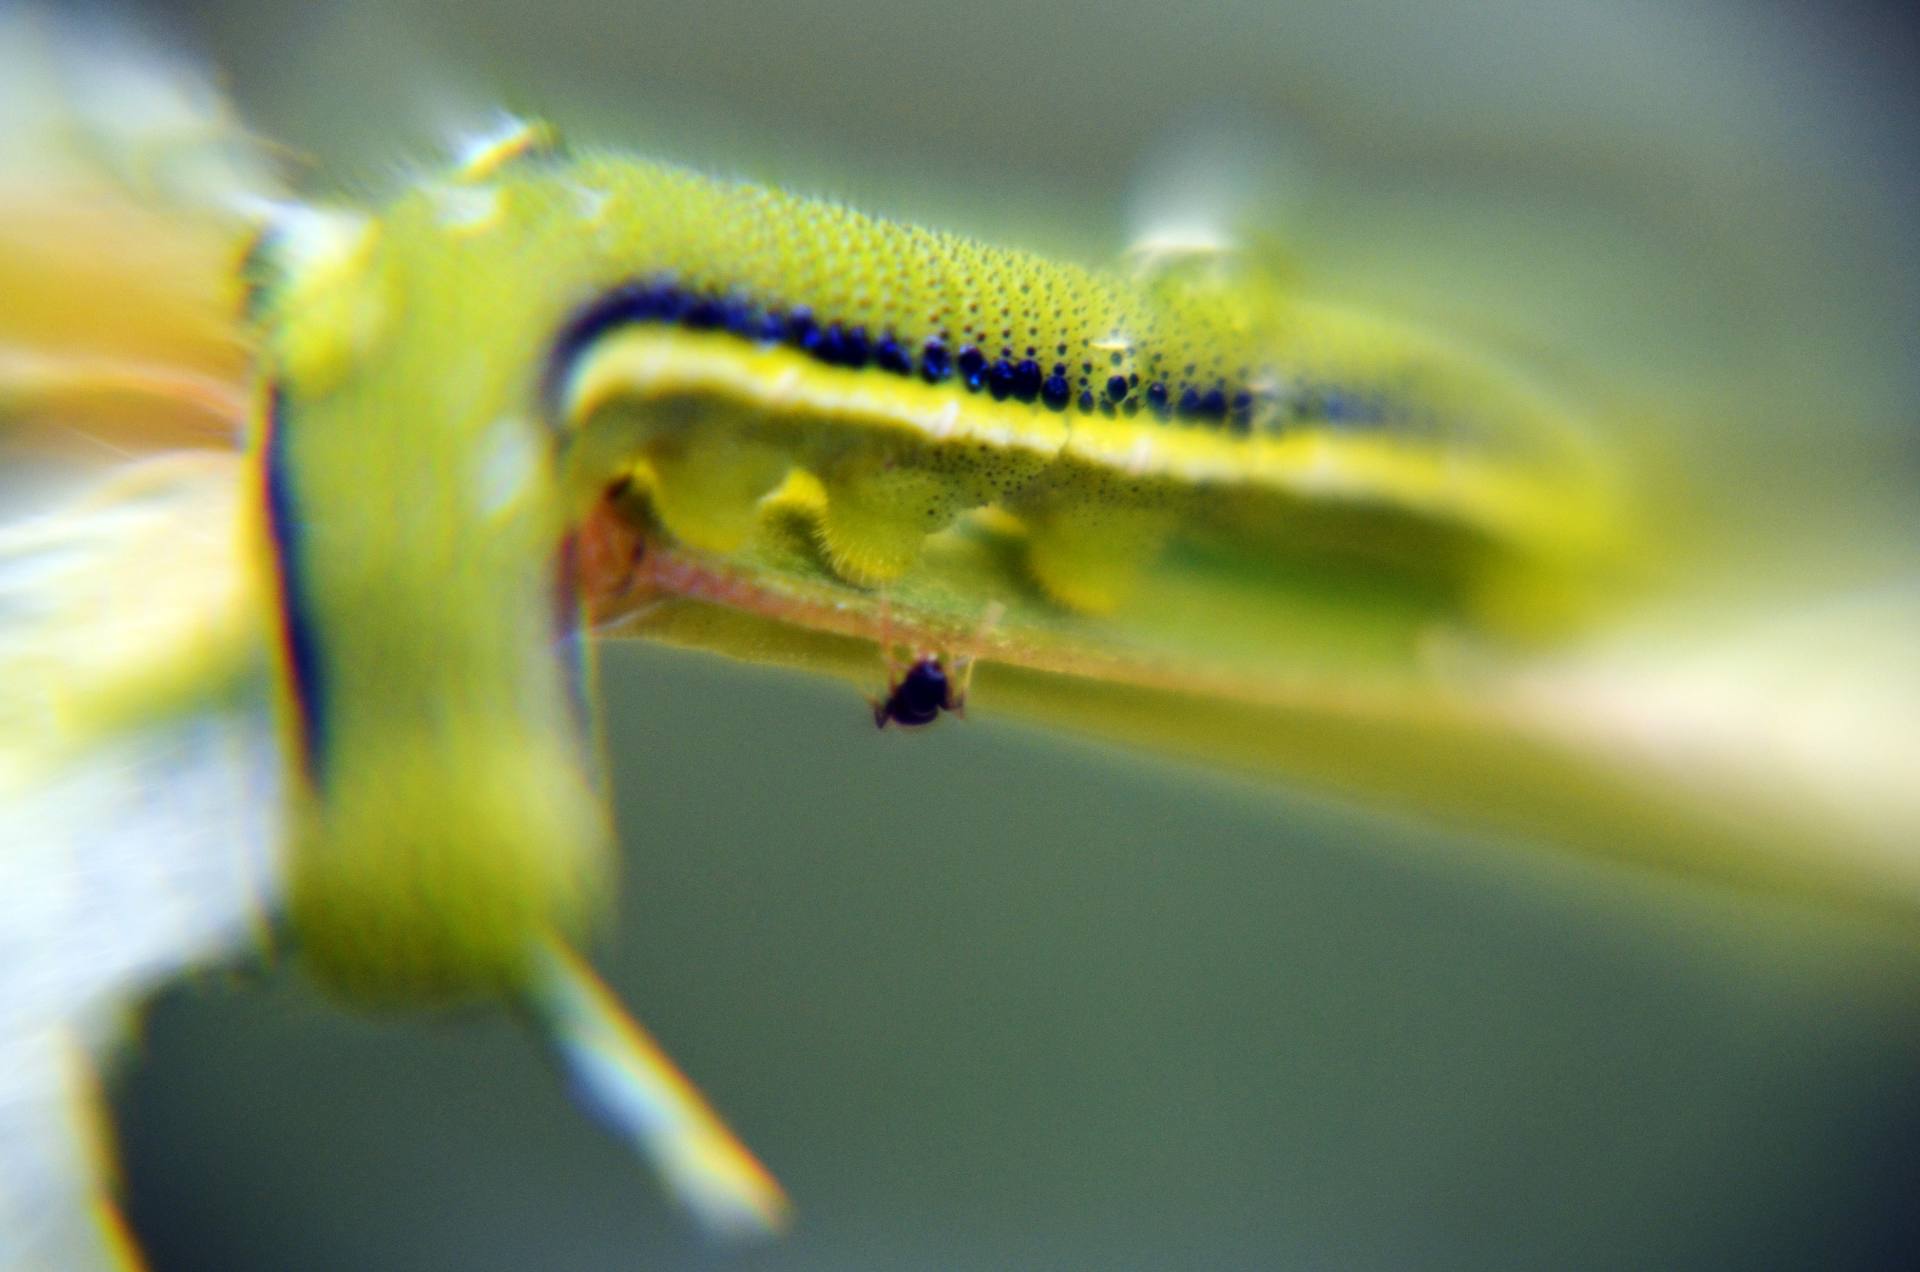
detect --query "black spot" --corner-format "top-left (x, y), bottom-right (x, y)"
top-left (719, 298), bottom-right (757, 337)
top-left (1146, 381), bottom-right (1169, 415)
top-left (1198, 388), bottom-right (1228, 419)
top-left (1177, 387), bottom-right (1203, 418)
top-left (1105, 374), bottom-right (1129, 402)
top-left (1042, 373), bottom-right (1071, 410)
top-left (1011, 359), bottom-right (1043, 401)
top-left (986, 358), bottom-right (1016, 400)
top-left (786, 308), bottom-right (821, 353)
top-left (683, 297), bottom-right (724, 329)
top-left (921, 339), bottom-right (952, 382)
top-left (875, 335), bottom-right (912, 374)
top-left (957, 346), bottom-right (987, 390)
top-left (840, 324), bottom-right (872, 367)
top-left (1078, 389), bottom-right (1095, 412)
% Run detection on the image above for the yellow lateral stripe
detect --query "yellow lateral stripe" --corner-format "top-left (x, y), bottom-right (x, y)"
top-left (566, 326), bottom-right (1615, 558)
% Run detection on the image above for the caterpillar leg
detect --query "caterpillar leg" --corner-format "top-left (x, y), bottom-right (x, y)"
top-left (642, 420), bottom-right (789, 555)
top-left (812, 441), bottom-right (1040, 589)
top-left (1011, 474), bottom-right (1181, 616)
top-left (814, 457), bottom-right (957, 586)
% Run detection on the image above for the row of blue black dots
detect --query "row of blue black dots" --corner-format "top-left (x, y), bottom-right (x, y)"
top-left (560, 279), bottom-right (1082, 411)
top-left (1106, 373), bottom-right (1257, 431)
top-left (555, 279), bottom-right (1264, 430)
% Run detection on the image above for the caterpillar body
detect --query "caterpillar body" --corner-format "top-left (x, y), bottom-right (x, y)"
top-left (8, 30), bottom-right (1914, 1265)
top-left (250, 122), bottom-right (1620, 1003)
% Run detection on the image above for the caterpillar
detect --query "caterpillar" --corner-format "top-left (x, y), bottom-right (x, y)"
top-left (5, 14), bottom-right (1917, 1270)
top-left (251, 118), bottom-right (1623, 1005)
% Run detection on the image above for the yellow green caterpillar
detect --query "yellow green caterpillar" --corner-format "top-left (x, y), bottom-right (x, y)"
top-left (5, 21), bottom-right (1917, 1266)
top-left (250, 120), bottom-right (1622, 1007)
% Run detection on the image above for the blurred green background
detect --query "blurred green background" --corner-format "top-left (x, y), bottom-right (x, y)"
top-left (110, 1), bottom-right (1920, 1267)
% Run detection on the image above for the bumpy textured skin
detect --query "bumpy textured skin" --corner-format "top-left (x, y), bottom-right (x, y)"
top-left (254, 131), bottom-right (1618, 1001)
top-left (551, 155), bottom-right (1618, 602)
